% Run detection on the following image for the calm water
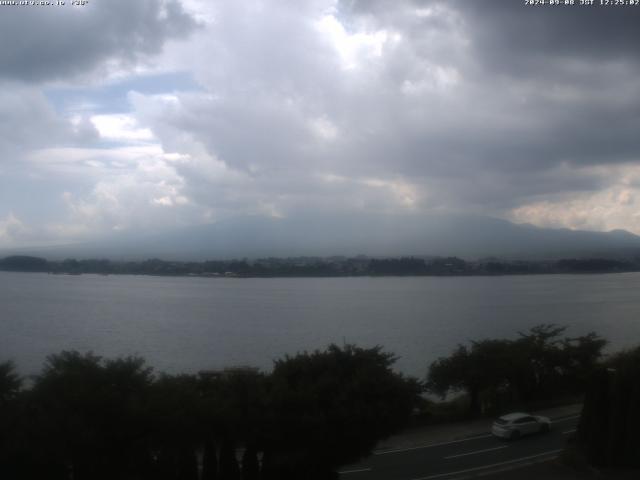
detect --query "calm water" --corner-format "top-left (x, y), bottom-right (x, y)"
top-left (1, 271), bottom-right (640, 378)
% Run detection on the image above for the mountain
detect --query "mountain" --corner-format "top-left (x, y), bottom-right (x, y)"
top-left (5, 213), bottom-right (640, 261)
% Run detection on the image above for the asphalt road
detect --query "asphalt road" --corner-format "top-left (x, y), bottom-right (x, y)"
top-left (338, 415), bottom-right (580, 480)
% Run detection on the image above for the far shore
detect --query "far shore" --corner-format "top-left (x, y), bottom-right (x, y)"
top-left (1, 254), bottom-right (639, 279)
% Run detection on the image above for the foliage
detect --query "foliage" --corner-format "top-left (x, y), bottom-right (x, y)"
top-left (263, 344), bottom-right (422, 478)
top-left (577, 345), bottom-right (640, 468)
top-left (427, 339), bottom-right (514, 416)
top-left (2, 254), bottom-right (638, 277)
top-left (0, 360), bottom-right (21, 405)
top-left (0, 361), bottom-right (23, 478)
top-left (23, 351), bottom-right (155, 480)
top-left (369, 257), bottom-right (428, 275)
top-left (0, 345), bottom-right (420, 480)
top-left (426, 325), bottom-right (606, 416)
top-left (0, 255), bottom-right (48, 272)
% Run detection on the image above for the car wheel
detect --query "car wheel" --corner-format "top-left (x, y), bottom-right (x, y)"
top-left (510, 430), bottom-right (521, 440)
top-left (540, 423), bottom-right (550, 433)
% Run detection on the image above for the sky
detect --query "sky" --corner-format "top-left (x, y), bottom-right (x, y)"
top-left (1, 0), bottom-right (640, 249)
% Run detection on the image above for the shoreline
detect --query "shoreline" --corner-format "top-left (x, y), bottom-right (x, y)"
top-left (1, 269), bottom-right (639, 279)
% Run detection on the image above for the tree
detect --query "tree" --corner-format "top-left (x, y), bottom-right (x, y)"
top-left (2, 346), bottom-right (421, 479)
top-left (0, 255), bottom-right (48, 272)
top-left (427, 340), bottom-right (514, 416)
top-left (197, 368), bottom-right (267, 480)
top-left (263, 344), bottom-right (422, 479)
top-left (0, 361), bottom-right (21, 406)
top-left (426, 325), bottom-right (607, 416)
top-left (512, 324), bottom-right (568, 400)
top-left (558, 332), bottom-right (608, 393)
top-left (0, 361), bottom-right (23, 478)
top-left (577, 345), bottom-right (640, 468)
top-left (147, 374), bottom-right (201, 480)
top-left (26, 351), bottom-right (155, 480)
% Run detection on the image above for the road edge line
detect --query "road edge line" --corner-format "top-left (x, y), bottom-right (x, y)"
top-left (373, 410), bottom-right (581, 457)
top-left (444, 445), bottom-right (508, 460)
top-left (374, 434), bottom-right (494, 455)
top-left (410, 449), bottom-right (564, 480)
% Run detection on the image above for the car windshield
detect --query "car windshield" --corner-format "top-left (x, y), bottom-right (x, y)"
top-left (495, 418), bottom-right (509, 425)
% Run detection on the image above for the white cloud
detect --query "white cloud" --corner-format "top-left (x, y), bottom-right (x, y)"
top-left (510, 166), bottom-right (640, 234)
top-left (0, 213), bottom-right (29, 247)
top-left (315, 13), bottom-right (393, 70)
top-left (27, 145), bottom-right (166, 177)
top-left (56, 172), bottom-right (195, 237)
top-left (91, 114), bottom-right (155, 143)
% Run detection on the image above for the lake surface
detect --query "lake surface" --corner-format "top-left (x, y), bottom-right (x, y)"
top-left (1, 271), bottom-right (640, 378)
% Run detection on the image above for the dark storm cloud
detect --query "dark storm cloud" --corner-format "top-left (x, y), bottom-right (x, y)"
top-left (336, 0), bottom-right (640, 170)
top-left (443, 0), bottom-right (640, 74)
top-left (428, 3), bottom-right (637, 180)
top-left (341, 0), bottom-right (640, 64)
top-left (447, 0), bottom-right (640, 172)
top-left (0, 0), bottom-right (197, 82)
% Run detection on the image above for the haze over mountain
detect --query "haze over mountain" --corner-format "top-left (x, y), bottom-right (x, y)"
top-left (6, 213), bottom-right (640, 261)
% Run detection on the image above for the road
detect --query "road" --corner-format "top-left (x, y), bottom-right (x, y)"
top-left (338, 415), bottom-right (580, 480)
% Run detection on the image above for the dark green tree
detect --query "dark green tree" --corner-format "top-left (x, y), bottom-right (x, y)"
top-left (427, 340), bottom-right (514, 416)
top-left (512, 324), bottom-right (568, 400)
top-left (263, 344), bottom-right (422, 479)
top-left (0, 361), bottom-right (21, 406)
top-left (559, 332), bottom-right (608, 392)
top-left (218, 440), bottom-right (240, 480)
top-left (147, 374), bottom-right (201, 480)
top-left (241, 445), bottom-right (260, 480)
top-left (26, 351), bottom-right (155, 480)
top-left (577, 345), bottom-right (640, 468)
top-left (0, 361), bottom-right (23, 478)
top-left (0, 255), bottom-right (48, 272)
top-left (197, 368), bottom-right (267, 480)
top-left (201, 438), bottom-right (219, 480)
top-left (426, 325), bottom-right (607, 416)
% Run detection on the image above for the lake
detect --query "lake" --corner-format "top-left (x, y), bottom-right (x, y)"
top-left (1, 271), bottom-right (639, 378)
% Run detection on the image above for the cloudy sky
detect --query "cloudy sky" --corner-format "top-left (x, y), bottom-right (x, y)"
top-left (1, 0), bottom-right (640, 248)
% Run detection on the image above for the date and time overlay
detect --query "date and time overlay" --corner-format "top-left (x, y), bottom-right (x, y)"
top-left (1, 0), bottom-right (639, 6)
top-left (0, 1), bottom-right (87, 6)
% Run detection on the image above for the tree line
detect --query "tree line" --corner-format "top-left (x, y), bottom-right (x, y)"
top-left (0, 326), bottom-right (631, 477)
top-left (576, 345), bottom-right (640, 468)
top-left (426, 324), bottom-right (607, 416)
top-left (0, 345), bottom-right (420, 480)
top-left (0, 255), bottom-right (637, 277)
top-left (426, 325), bottom-right (640, 469)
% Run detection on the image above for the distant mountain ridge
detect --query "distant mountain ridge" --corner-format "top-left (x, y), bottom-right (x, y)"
top-left (4, 213), bottom-right (640, 261)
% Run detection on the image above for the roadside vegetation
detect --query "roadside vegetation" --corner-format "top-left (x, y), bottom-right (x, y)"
top-left (1, 326), bottom-right (635, 478)
top-left (425, 324), bottom-right (606, 418)
top-left (574, 345), bottom-right (640, 469)
top-left (426, 325), bottom-right (640, 472)
top-left (0, 345), bottom-right (420, 480)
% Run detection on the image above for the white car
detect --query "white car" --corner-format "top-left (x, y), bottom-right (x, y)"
top-left (491, 412), bottom-right (551, 440)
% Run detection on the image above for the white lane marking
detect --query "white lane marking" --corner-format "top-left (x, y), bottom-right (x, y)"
top-left (374, 434), bottom-right (493, 456)
top-left (562, 428), bottom-right (577, 435)
top-left (553, 414), bottom-right (581, 423)
top-left (444, 445), bottom-right (508, 460)
top-left (338, 468), bottom-right (372, 474)
top-left (410, 449), bottom-right (564, 480)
